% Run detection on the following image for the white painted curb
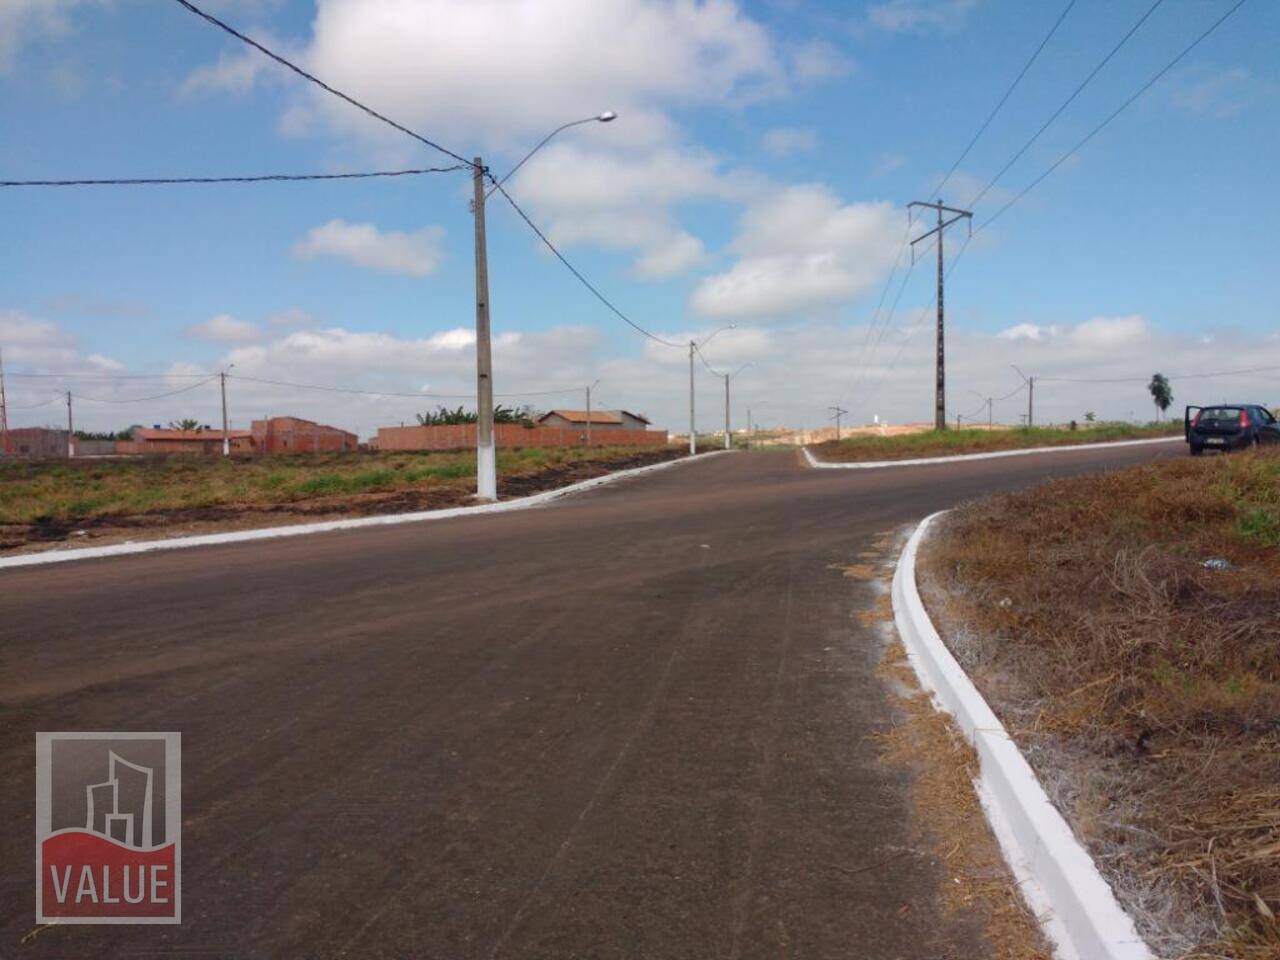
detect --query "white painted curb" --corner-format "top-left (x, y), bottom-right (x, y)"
top-left (0, 450), bottom-right (732, 571)
top-left (805, 435), bottom-right (1180, 470)
top-left (892, 512), bottom-right (1153, 960)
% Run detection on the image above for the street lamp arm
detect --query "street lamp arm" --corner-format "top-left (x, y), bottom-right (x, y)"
top-left (487, 111), bottom-right (616, 197)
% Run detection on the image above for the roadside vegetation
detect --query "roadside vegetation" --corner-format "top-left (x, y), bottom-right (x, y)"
top-left (0, 445), bottom-right (682, 550)
top-left (810, 421), bottom-right (1181, 462)
top-left (919, 449), bottom-right (1280, 958)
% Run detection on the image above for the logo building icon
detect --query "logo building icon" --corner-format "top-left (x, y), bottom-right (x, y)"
top-left (36, 733), bottom-right (181, 924)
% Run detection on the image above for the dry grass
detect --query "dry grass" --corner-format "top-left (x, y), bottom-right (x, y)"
top-left (919, 448), bottom-right (1280, 958)
top-left (878, 637), bottom-right (1053, 960)
top-left (0, 446), bottom-right (675, 525)
top-left (811, 421), bottom-right (1181, 463)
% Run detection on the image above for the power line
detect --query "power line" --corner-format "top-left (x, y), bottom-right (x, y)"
top-left (489, 182), bottom-right (682, 348)
top-left (933, 0), bottom-right (1079, 199)
top-left (7, 372), bottom-right (214, 380)
top-left (1039, 361), bottom-right (1280, 384)
top-left (966, 0), bottom-right (1167, 210)
top-left (1, 167), bottom-right (467, 188)
top-left (169, 0), bottom-right (471, 166)
top-left (976, 0), bottom-right (1250, 234)
top-left (72, 376), bottom-right (220, 404)
top-left (8, 396), bottom-right (64, 410)
top-left (693, 343), bottom-right (723, 377)
top-left (227, 372), bottom-right (583, 400)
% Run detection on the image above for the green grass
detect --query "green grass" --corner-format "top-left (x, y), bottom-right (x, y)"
top-left (0, 446), bottom-right (674, 525)
top-left (810, 421), bottom-right (1182, 462)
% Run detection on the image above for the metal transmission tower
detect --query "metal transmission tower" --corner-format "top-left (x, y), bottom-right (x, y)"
top-left (908, 199), bottom-right (972, 430)
top-left (828, 405), bottom-right (848, 441)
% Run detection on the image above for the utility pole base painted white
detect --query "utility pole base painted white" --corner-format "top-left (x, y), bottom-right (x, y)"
top-left (476, 442), bottom-right (497, 501)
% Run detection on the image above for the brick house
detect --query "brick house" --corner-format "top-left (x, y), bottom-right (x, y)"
top-left (251, 417), bottom-right (357, 454)
top-left (535, 409), bottom-right (651, 431)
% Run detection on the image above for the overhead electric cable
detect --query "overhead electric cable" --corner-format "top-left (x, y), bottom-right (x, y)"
top-left (72, 376), bottom-right (219, 403)
top-left (227, 372), bottom-right (585, 400)
top-left (975, 0), bottom-right (1250, 233)
top-left (169, 0), bottom-right (471, 166)
top-left (490, 182), bottom-right (682, 348)
top-left (1, 167), bottom-right (467, 188)
top-left (933, 0), bottom-right (1079, 199)
top-left (966, 0), bottom-right (1168, 209)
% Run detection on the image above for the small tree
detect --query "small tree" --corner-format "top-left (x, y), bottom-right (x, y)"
top-left (168, 418), bottom-right (201, 431)
top-left (1147, 373), bottom-right (1173, 421)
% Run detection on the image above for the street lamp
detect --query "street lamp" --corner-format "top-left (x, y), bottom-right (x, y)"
top-left (723, 362), bottom-right (754, 450)
top-left (689, 324), bottom-right (735, 455)
top-left (487, 111), bottom-right (618, 197)
top-left (472, 111), bottom-right (617, 500)
top-left (1010, 364), bottom-right (1034, 428)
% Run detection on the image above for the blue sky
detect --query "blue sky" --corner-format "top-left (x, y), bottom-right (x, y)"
top-left (2, 0), bottom-right (1277, 436)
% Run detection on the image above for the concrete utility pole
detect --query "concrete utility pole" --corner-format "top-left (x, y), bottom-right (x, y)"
top-left (908, 198), bottom-right (972, 431)
top-left (723, 374), bottom-right (731, 450)
top-left (688, 340), bottom-right (696, 455)
top-left (1011, 364), bottom-right (1035, 427)
top-left (65, 391), bottom-right (74, 459)
top-left (829, 405), bottom-right (848, 441)
top-left (0, 346), bottom-right (9, 456)
top-left (473, 157), bottom-right (497, 500)
top-left (220, 364), bottom-right (235, 457)
top-left (585, 380), bottom-right (599, 447)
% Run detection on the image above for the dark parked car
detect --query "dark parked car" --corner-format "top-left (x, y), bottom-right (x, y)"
top-left (1184, 404), bottom-right (1280, 455)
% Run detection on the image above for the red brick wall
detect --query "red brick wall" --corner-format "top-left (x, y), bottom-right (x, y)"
top-left (376, 424), bottom-right (670, 452)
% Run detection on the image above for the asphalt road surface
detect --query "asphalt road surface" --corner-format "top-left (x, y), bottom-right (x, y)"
top-left (0, 443), bottom-right (1180, 959)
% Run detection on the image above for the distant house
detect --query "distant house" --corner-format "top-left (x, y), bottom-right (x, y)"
top-left (127, 426), bottom-right (252, 455)
top-left (3, 427), bottom-right (69, 458)
top-left (536, 409), bottom-right (651, 432)
top-left (120, 416), bottom-right (356, 455)
top-left (251, 417), bottom-right (357, 454)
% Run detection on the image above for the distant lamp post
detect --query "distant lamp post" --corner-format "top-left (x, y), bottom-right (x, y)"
top-left (723, 362), bottom-right (754, 450)
top-left (689, 324), bottom-right (735, 455)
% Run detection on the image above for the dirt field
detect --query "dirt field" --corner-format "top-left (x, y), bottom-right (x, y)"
top-left (919, 449), bottom-right (1280, 958)
top-left (0, 446), bottom-right (687, 553)
top-left (810, 422), bottom-right (1181, 462)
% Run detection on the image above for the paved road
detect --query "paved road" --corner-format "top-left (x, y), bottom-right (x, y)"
top-left (0, 443), bottom-right (1179, 959)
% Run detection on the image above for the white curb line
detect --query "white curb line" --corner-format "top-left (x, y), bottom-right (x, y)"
top-left (805, 435), bottom-right (1180, 470)
top-left (892, 512), bottom-right (1153, 960)
top-left (0, 450), bottom-right (732, 571)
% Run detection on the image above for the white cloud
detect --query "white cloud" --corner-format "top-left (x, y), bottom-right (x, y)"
top-left (1170, 67), bottom-right (1269, 119)
top-left (510, 143), bottom-right (744, 279)
top-left (789, 39), bottom-right (854, 82)
top-left (762, 126), bottom-right (816, 158)
top-left (0, 0), bottom-right (80, 72)
top-left (266, 307), bottom-right (317, 327)
top-left (186, 314), bottom-right (262, 344)
top-left (282, 0), bottom-right (783, 151)
top-left (691, 184), bottom-right (901, 319)
top-left (632, 233), bottom-right (707, 279)
top-left (867, 0), bottom-right (979, 33)
top-left (292, 220), bottom-right (445, 277)
top-left (997, 315), bottom-right (1149, 350)
top-left (180, 46), bottom-right (273, 98)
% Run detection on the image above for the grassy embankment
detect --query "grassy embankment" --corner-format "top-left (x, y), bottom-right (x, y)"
top-left (811, 421), bottom-right (1181, 462)
top-left (0, 445), bottom-right (681, 547)
top-left (920, 449), bottom-right (1280, 959)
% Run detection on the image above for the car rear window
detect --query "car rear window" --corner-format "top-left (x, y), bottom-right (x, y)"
top-left (1200, 407), bottom-right (1242, 422)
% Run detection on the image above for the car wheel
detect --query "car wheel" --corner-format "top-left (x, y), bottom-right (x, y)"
top-left (1190, 444), bottom-right (1203, 457)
